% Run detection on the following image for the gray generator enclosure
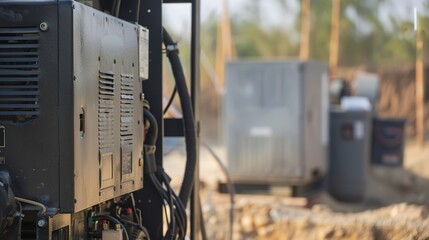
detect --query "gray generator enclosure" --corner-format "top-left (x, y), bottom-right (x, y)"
top-left (225, 60), bottom-right (328, 184)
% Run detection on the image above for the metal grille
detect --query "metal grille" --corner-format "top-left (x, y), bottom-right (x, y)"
top-left (0, 27), bottom-right (40, 122)
top-left (232, 135), bottom-right (299, 178)
top-left (98, 71), bottom-right (115, 150)
top-left (120, 73), bottom-right (134, 146)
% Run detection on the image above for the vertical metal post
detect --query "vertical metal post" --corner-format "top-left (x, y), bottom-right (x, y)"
top-left (190, 0), bottom-right (201, 239)
top-left (134, 1), bottom-right (164, 239)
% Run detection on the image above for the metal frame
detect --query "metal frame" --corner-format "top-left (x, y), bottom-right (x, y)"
top-left (163, 1), bottom-right (201, 238)
top-left (0, 0), bottom-right (199, 238)
top-left (121, 0), bottom-right (201, 238)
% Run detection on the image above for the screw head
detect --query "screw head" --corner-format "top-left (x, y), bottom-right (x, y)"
top-left (39, 22), bottom-right (48, 32)
top-left (37, 219), bottom-right (47, 228)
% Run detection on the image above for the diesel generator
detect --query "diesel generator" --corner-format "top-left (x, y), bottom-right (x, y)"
top-left (0, 0), bottom-right (201, 239)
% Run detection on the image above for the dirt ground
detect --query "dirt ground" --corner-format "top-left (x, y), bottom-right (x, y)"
top-left (164, 142), bottom-right (429, 240)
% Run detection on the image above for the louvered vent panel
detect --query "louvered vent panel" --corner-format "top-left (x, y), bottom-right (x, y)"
top-left (0, 27), bottom-right (40, 122)
top-left (98, 71), bottom-right (115, 150)
top-left (120, 74), bottom-right (134, 146)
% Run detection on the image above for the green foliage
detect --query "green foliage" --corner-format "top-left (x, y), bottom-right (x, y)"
top-left (201, 0), bottom-right (429, 69)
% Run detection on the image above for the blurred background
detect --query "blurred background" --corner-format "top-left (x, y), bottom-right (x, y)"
top-left (162, 1), bottom-right (429, 239)
top-left (163, 0), bottom-right (428, 143)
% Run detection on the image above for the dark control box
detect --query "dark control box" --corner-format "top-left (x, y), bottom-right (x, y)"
top-left (0, 1), bottom-right (145, 213)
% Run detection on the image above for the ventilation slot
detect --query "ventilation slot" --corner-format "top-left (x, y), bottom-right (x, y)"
top-left (98, 71), bottom-right (115, 150)
top-left (0, 27), bottom-right (40, 123)
top-left (120, 74), bottom-right (134, 146)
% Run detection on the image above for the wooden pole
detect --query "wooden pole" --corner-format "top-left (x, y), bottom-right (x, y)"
top-left (299, 0), bottom-right (311, 60)
top-left (215, 0), bottom-right (235, 87)
top-left (329, 0), bottom-right (341, 77)
top-left (416, 30), bottom-right (425, 146)
top-left (215, 0), bottom-right (236, 142)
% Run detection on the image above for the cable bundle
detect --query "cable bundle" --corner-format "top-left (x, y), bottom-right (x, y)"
top-left (143, 108), bottom-right (187, 239)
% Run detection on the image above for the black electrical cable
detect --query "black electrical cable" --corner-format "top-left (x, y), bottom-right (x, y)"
top-left (143, 109), bottom-right (158, 145)
top-left (143, 28), bottom-right (198, 239)
top-left (198, 194), bottom-right (208, 240)
top-left (149, 174), bottom-right (178, 239)
top-left (93, 215), bottom-right (130, 240)
top-left (163, 86), bottom-right (177, 115)
top-left (116, 216), bottom-right (151, 240)
top-left (162, 28), bottom-right (211, 240)
top-left (202, 142), bottom-right (235, 240)
top-left (16, 200), bottom-right (22, 239)
top-left (129, 194), bottom-right (141, 226)
top-left (163, 28), bottom-right (197, 208)
top-left (163, 141), bottom-right (233, 240)
top-left (164, 174), bottom-right (176, 239)
top-left (134, 0), bottom-right (141, 22)
top-left (144, 108), bottom-right (187, 238)
top-left (161, 172), bottom-right (187, 236)
top-left (128, 194), bottom-right (151, 240)
top-left (112, 0), bottom-right (122, 17)
top-left (150, 173), bottom-right (186, 239)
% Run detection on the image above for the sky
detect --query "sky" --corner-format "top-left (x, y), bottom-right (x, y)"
top-left (163, 0), bottom-right (426, 37)
top-left (163, 0), bottom-right (299, 36)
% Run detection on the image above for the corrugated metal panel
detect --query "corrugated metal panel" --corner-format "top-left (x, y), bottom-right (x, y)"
top-left (225, 60), bottom-right (328, 184)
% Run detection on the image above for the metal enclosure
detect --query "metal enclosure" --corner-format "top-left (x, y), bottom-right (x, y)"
top-left (225, 60), bottom-right (328, 184)
top-left (0, 1), bottom-right (144, 213)
top-left (328, 109), bottom-right (372, 202)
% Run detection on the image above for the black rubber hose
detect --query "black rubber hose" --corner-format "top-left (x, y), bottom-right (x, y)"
top-left (135, 0), bottom-right (141, 22)
top-left (143, 109), bottom-right (158, 145)
top-left (112, 0), bottom-right (122, 17)
top-left (163, 28), bottom-right (197, 207)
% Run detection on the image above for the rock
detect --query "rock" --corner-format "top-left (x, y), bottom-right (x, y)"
top-left (254, 211), bottom-right (271, 227)
top-left (312, 204), bottom-right (332, 213)
top-left (256, 225), bottom-right (274, 237)
top-left (389, 204), bottom-right (429, 220)
top-left (333, 228), bottom-right (345, 238)
top-left (294, 217), bottom-right (310, 229)
top-left (318, 226), bottom-right (335, 239)
top-left (240, 214), bottom-right (254, 233)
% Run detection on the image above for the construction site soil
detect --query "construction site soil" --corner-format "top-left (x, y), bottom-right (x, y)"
top-left (165, 143), bottom-right (429, 240)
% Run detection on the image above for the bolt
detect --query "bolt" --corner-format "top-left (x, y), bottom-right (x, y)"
top-left (37, 219), bottom-right (47, 228)
top-left (102, 222), bottom-right (109, 230)
top-left (39, 22), bottom-right (48, 32)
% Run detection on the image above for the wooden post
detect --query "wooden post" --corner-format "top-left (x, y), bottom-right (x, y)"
top-left (299, 0), bottom-right (311, 60)
top-left (215, 0), bottom-right (235, 87)
top-left (329, 0), bottom-right (341, 77)
top-left (416, 30), bottom-right (425, 146)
